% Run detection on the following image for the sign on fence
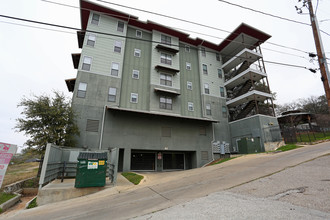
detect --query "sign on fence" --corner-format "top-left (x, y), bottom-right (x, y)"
top-left (0, 142), bottom-right (17, 188)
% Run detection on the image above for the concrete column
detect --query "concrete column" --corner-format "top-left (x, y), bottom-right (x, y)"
top-left (123, 148), bottom-right (131, 172)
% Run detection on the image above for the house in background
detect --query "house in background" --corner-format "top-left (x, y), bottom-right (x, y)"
top-left (65, 0), bottom-right (282, 172)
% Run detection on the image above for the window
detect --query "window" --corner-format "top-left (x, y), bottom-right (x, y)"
top-left (206, 104), bottom-right (211, 115)
top-left (222, 106), bottom-right (227, 118)
top-left (82, 56), bottom-right (92, 71)
top-left (200, 127), bottom-right (207, 136)
top-left (161, 127), bottom-right (171, 137)
top-left (161, 34), bottom-right (171, 45)
top-left (86, 119), bottom-right (99, 132)
top-left (130, 93), bottom-right (138, 103)
top-left (108, 87), bottom-right (117, 102)
top-left (117, 21), bottom-right (124, 32)
top-left (160, 96), bottom-right (172, 110)
top-left (111, 62), bottom-right (119, 76)
top-left (136, 30), bottom-right (142, 38)
top-left (201, 47), bottom-right (206, 57)
top-left (188, 102), bottom-right (194, 111)
top-left (91, 13), bottom-right (100, 25)
top-left (187, 81), bottom-right (192, 90)
top-left (202, 64), bottom-right (208, 74)
top-left (160, 53), bottom-right (172, 65)
top-left (185, 45), bottom-right (190, 52)
top-left (216, 53), bottom-right (220, 61)
top-left (77, 82), bottom-right (87, 98)
top-left (220, 86), bottom-right (225, 97)
top-left (134, 49), bottom-right (141, 57)
top-left (218, 69), bottom-right (223, 79)
top-left (186, 62), bottom-right (191, 70)
top-left (87, 34), bottom-right (96, 47)
top-left (160, 73), bottom-right (172, 86)
top-left (204, 83), bottom-right (209, 94)
top-left (132, 70), bottom-right (139, 79)
top-left (114, 41), bottom-right (122, 53)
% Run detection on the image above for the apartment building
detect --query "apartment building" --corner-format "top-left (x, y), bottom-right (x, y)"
top-left (65, 0), bottom-right (281, 171)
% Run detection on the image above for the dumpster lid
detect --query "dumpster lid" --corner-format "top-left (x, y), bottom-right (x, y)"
top-left (77, 152), bottom-right (108, 160)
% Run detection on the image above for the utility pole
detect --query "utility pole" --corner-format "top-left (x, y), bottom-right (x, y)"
top-left (306, 0), bottom-right (330, 112)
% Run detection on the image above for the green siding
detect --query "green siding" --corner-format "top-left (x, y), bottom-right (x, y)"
top-left (179, 44), bottom-right (202, 117)
top-left (120, 27), bottom-right (152, 110)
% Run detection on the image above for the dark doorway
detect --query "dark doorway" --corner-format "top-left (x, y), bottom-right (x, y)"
top-left (163, 153), bottom-right (184, 170)
top-left (131, 152), bottom-right (155, 171)
top-left (118, 149), bottom-right (124, 172)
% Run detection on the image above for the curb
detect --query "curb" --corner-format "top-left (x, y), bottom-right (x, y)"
top-left (0, 192), bottom-right (21, 212)
top-left (25, 196), bottom-right (38, 209)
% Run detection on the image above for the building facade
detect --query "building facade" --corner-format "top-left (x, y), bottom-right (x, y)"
top-left (66, 0), bottom-right (282, 171)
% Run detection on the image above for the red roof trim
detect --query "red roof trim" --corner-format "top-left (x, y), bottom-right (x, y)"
top-left (80, 0), bottom-right (271, 51)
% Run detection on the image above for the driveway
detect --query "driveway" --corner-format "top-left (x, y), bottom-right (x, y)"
top-left (3, 142), bottom-right (330, 220)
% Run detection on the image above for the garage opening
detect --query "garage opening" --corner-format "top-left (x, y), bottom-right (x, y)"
top-left (163, 153), bottom-right (184, 170)
top-left (131, 152), bottom-right (155, 171)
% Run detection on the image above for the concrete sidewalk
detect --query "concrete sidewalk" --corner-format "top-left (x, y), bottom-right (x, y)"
top-left (37, 173), bottom-right (134, 206)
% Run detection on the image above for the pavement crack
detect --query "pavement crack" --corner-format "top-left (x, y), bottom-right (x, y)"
top-left (148, 187), bottom-right (170, 201)
top-left (268, 186), bottom-right (308, 200)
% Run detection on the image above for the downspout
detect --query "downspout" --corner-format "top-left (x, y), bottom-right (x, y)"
top-left (99, 105), bottom-right (107, 150)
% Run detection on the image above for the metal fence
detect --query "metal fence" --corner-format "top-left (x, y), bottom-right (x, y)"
top-left (281, 126), bottom-right (330, 144)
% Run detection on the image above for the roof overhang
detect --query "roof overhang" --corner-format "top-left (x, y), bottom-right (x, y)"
top-left (79, 1), bottom-right (271, 53)
top-left (71, 53), bottom-right (81, 69)
top-left (107, 106), bottom-right (218, 123)
top-left (65, 78), bottom-right (76, 92)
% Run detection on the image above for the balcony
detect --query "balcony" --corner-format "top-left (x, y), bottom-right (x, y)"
top-left (155, 44), bottom-right (179, 55)
top-left (71, 53), bottom-right (81, 69)
top-left (155, 65), bottom-right (180, 75)
top-left (226, 90), bottom-right (272, 108)
top-left (225, 68), bottom-right (267, 90)
top-left (154, 87), bottom-right (180, 96)
top-left (222, 48), bottom-right (262, 73)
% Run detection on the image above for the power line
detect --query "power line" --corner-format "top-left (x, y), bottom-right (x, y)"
top-left (217, 0), bottom-right (311, 26)
top-left (1, 13), bottom-right (317, 73)
top-left (42, 0), bottom-right (315, 57)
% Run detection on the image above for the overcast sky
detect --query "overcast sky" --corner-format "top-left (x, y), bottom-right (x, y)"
top-left (1, 0), bottom-right (329, 151)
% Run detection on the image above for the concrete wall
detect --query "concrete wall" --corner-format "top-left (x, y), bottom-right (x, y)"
top-left (229, 115), bottom-right (282, 152)
top-left (99, 110), bottom-right (213, 171)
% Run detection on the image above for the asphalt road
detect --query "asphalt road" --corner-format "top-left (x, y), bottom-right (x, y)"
top-left (4, 142), bottom-right (330, 220)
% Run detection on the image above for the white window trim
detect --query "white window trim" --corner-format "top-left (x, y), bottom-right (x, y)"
top-left (130, 93), bottom-right (138, 103)
top-left (111, 62), bottom-right (120, 76)
top-left (134, 48), bottom-right (141, 57)
top-left (220, 86), bottom-right (225, 97)
top-left (132, 70), bottom-right (140, 79)
top-left (117, 21), bottom-right (124, 32)
top-left (187, 81), bottom-right (192, 90)
top-left (202, 63), bottom-right (208, 74)
top-left (204, 83), bottom-right (210, 94)
top-left (186, 62), bottom-right (191, 70)
top-left (82, 56), bottom-right (93, 71)
top-left (185, 45), bottom-right (190, 52)
top-left (136, 30), bottom-right (142, 38)
top-left (108, 87), bottom-right (117, 102)
top-left (206, 104), bottom-right (211, 115)
top-left (86, 33), bottom-right (96, 47)
top-left (201, 47), bottom-right (206, 57)
top-left (91, 13), bottom-right (100, 25)
top-left (218, 68), bottom-right (223, 78)
top-left (114, 40), bottom-right (122, 53)
top-left (77, 82), bottom-right (87, 98)
top-left (188, 102), bottom-right (194, 111)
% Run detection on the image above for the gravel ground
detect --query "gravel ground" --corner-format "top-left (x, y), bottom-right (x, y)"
top-left (134, 154), bottom-right (330, 219)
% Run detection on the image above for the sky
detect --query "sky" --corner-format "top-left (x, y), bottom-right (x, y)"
top-left (1, 0), bottom-right (329, 151)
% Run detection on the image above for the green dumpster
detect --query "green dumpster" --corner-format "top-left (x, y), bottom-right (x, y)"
top-left (75, 152), bottom-right (108, 188)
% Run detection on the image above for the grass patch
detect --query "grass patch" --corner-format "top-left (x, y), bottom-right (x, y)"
top-left (277, 144), bottom-right (303, 152)
top-left (1, 162), bottom-right (39, 189)
top-left (0, 192), bottom-right (16, 205)
top-left (26, 197), bottom-right (37, 209)
top-left (121, 172), bottom-right (144, 185)
top-left (210, 157), bottom-right (236, 166)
